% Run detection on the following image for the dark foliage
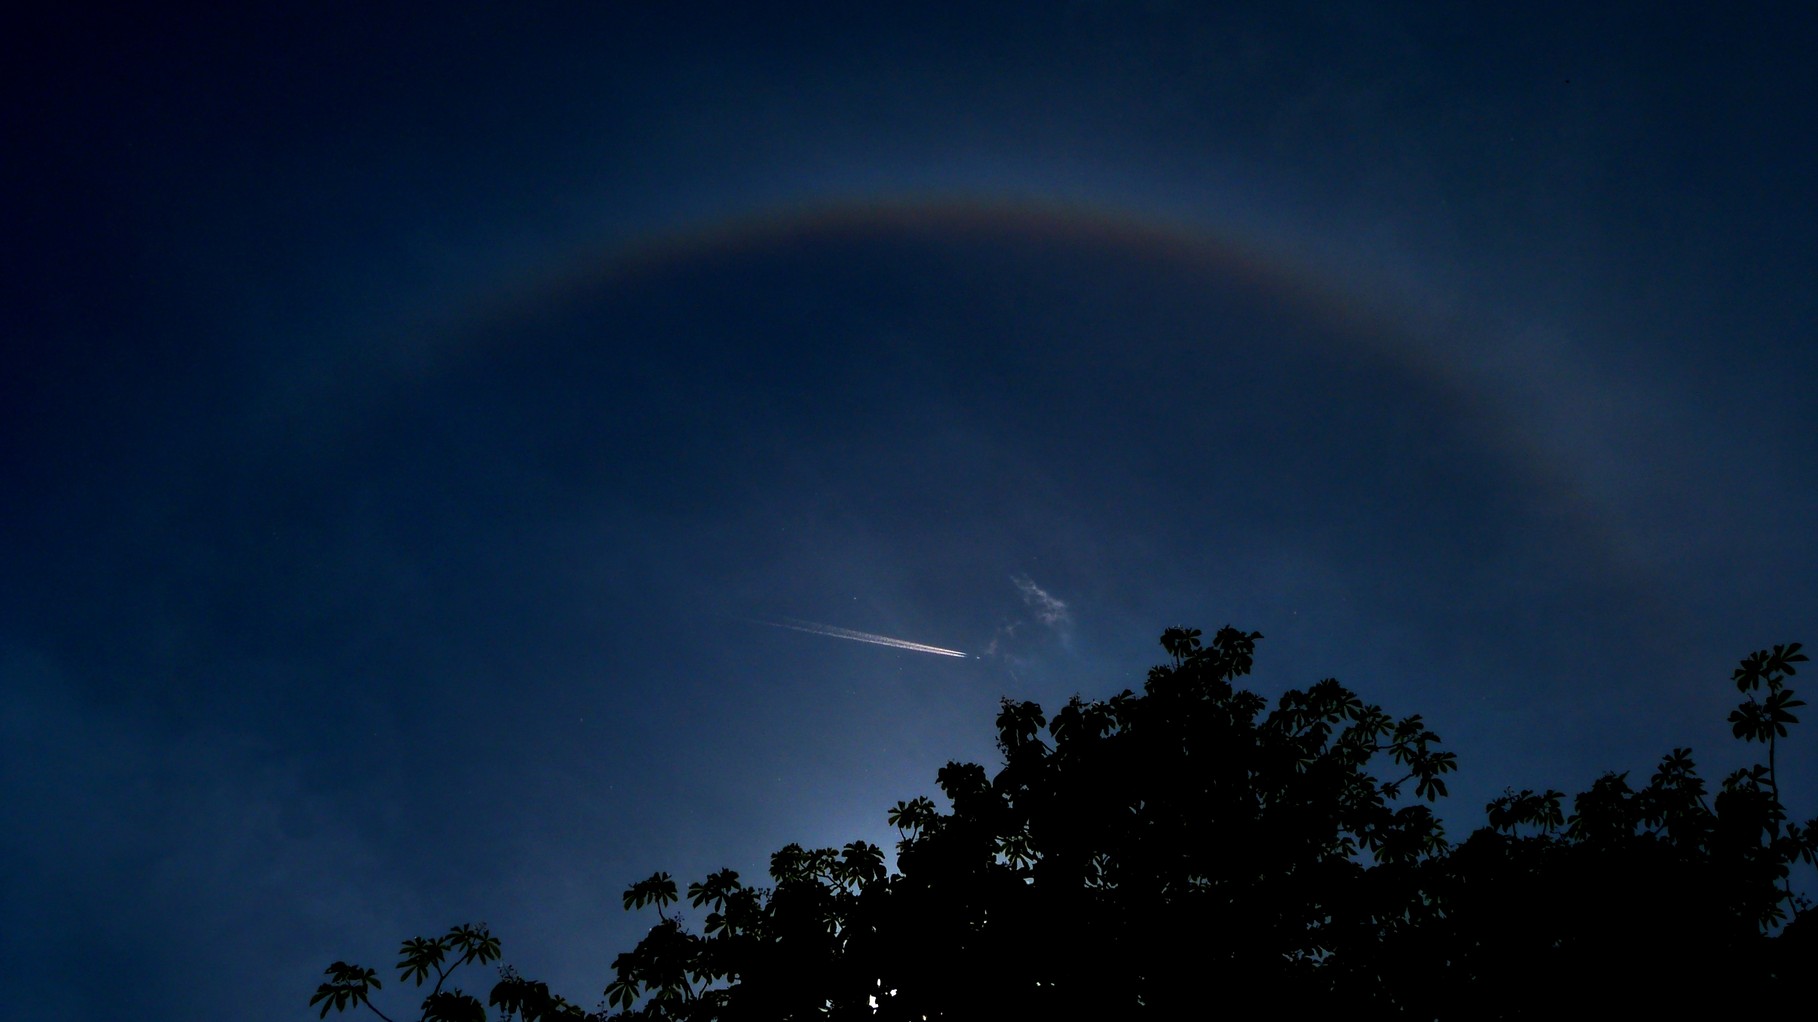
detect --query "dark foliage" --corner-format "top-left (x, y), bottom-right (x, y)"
top-left (315, 629), bottom-right (1813, 1020)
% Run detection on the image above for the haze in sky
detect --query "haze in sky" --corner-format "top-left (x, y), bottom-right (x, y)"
top-left (4, 5), bottom-right (1815, 1019)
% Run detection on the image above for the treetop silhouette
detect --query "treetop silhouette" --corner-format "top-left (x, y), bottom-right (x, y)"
top-left (314, 627), bottom-right (1814, 1020)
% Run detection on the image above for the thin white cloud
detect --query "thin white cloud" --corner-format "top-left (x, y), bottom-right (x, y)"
top-left (1012, 575), bottom-right (1070, 630)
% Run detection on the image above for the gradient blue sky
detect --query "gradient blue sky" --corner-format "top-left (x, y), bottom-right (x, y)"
top-left (5, 4), bottom-right (1816, 1018)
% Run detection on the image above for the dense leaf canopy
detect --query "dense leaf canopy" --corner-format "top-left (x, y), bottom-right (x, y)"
top-left (315, 628), bottom-right (1814, 1020)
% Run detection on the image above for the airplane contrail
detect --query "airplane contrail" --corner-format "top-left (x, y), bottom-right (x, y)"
top-left (754, 617), bottom-right (969, 658)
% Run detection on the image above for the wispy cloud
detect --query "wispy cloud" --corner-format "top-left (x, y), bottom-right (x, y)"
top-left (1012, 575), bottom-right (1070, 630)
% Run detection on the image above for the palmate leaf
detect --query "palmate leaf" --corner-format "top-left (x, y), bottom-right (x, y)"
top-left (888, 795), bottom-right (938, 835)
top-left (446, 923), bottom-right (501, 966)
top-left (688, 867), bottom-right (743, 911)
top-left (1159, 626), bottom-right (1202, 662)
top-left (1730, 703), bottom-right (1773, 743)
top-left (623, 872), bottom-right (678, 912)
top-left (397, 936), bottom-right (448, 986)
top-left (1765, 689), bottom-right (1805, 735)
top-left (840, 840), bottom-right (887, 886)
top-left (1735, 643), bottom-right (1810, 693)
top-left (605, 976), bottom-right (639, 1010)
top-left (1766, 642), bottom-right (1808, 677)
top-left (310, 962), bottom-right (381, 1018)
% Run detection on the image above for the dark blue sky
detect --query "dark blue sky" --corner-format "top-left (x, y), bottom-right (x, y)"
top-left (5, 5), bottom-right (1816, 1018)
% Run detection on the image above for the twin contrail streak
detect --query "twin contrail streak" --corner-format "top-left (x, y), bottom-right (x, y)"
top-left (756, 617), bottom-right (969, 658)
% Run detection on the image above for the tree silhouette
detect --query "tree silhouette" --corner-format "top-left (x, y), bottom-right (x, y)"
top-left (314, 629), bottom-right (1814, 1020)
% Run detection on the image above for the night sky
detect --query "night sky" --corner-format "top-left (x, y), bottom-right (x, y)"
top-left (6, 5), bottom-right (1816, 1018)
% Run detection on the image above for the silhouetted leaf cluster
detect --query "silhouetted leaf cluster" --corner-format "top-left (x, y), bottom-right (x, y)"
top-left (316, 630), bottom-right (1814, 1020)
